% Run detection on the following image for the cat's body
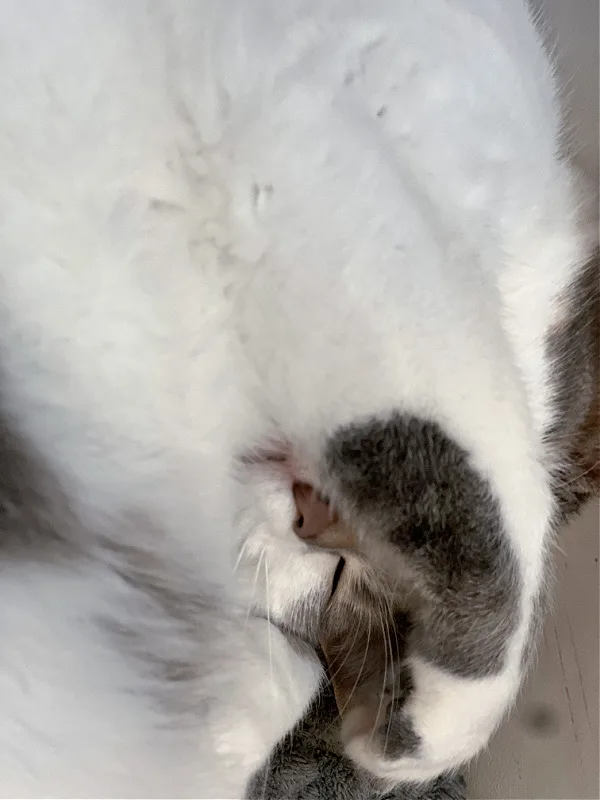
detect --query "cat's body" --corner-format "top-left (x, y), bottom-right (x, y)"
top-left (0, 0), bottom-right (596, 796)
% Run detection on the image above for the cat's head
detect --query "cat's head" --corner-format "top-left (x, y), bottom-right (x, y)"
top-left (287, 414), bottom-right (522, 784)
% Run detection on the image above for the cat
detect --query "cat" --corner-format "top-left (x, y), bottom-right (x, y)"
top-left (0, 0), bottom-right (596, 796)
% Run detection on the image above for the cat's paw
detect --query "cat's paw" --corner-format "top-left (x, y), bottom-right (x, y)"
top-left (341, 656), bottom-right (517, 784)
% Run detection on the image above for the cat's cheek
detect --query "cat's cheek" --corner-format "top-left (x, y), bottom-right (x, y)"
top-left (235, 460), bottom-right (342, 641)
top-left (261, 548), bottom-right (342, 640)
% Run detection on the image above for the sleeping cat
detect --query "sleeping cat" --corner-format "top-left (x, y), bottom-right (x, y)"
top-left (0, 0), bottom-right (596, 797)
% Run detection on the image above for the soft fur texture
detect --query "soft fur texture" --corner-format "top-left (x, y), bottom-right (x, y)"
top-left (249, 675), bottom-right (468, 800)
top-left (0, 1), bottom-right (597, 797)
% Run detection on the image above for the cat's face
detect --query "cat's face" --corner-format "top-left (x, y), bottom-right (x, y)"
top-left (236, 412), bottom-right (525, 785)
top-left (289, 478), bottom-right (425, 766)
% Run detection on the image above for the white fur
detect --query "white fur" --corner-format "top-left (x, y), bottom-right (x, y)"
top-left (0, 0), bottom-right (592, 794)
top-left (345, 659), bottom-right (518, 785)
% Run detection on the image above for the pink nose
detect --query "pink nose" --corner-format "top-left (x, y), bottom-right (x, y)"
top-left (292, 483), bottom-right (338, 539)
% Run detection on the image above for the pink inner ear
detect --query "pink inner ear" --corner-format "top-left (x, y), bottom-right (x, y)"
top-left (293, 482), bottom-right (337, 539)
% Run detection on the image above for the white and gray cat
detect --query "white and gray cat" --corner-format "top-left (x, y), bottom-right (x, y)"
top-left (0, 0), bottom-right (597, 797)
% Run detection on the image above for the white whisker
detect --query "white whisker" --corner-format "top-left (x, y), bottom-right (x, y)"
top-left (382, 610), bottom-right (396, 757)
top-left (339, 609), bottom-right (372, 717)
top-left (264, 554), bottom-right (274, 696)
top-left (244, 545), bottom-right (266, 629)
top-left (369, 601), bottom-right (389, 747)
top-left (327, 614), bottom-right (363, 686)
top-left (233, 537), bottom-right (251, 573)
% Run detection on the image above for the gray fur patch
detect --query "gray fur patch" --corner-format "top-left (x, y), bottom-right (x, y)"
top-left (545, 249), bottom-right (600, 518)
top-left (382, 702), bottom-right (421, 760)
top-left (0, 414), bottom-right (76, 556)
top-left (378, 660), bottom-right (420, 759)
top-left (324, 414), bottom-right (521, 678)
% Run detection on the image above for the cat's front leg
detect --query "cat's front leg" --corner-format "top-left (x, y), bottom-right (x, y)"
top-left (321, 413), bottom-right (541, 785)
top-left (207, 614), bottom-right (324, 794)
top-left (341, 654), bottom-right (522, 785)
